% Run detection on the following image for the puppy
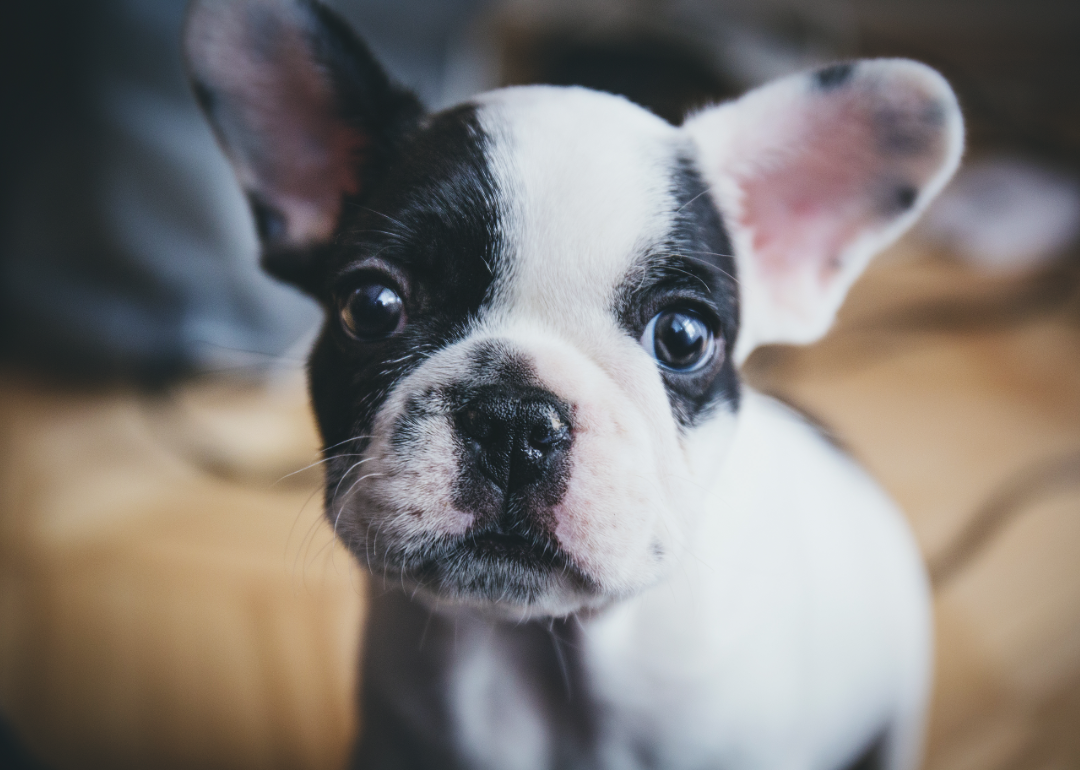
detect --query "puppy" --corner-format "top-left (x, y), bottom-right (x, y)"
top-left (185, 2), bottom-right (962, 768)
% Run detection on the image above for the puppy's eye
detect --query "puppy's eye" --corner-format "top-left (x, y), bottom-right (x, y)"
top-left (340, 283), bottom-right (405, 340)
top-left (641, 309), bottom-right (716, 372)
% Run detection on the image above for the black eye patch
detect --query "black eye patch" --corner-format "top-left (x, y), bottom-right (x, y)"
top-left (614, 155), bottom-right (741, 427)
top-left (308, 105), bottom-right (505, 456)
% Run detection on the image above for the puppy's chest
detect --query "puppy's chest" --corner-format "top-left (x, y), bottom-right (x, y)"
top-left (449, 483), bottom-right (899, 770)
top-left (451, 584), bottom-right (842, 770)
top-left (576, 573), bottom-right (826, 769)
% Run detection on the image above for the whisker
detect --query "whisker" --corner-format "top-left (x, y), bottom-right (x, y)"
top-left (288, 484), bottom-right (326, 590)
top-left (329, 457), bottom-right (377, 507)
top-left (680, 251), bottom-right (742, 286)
top-left (274, 453), bottom-right (365, 485)
top-left (322, 435), bottom-right (374, 453)
top-left (548, 623), bottom-right (573, 701)
top-left (675, 187), bottom-right (713, 213)
top-left (684, 248), bottom-right (736, 260)
top-left (344, 227), bottom-right (404, 241)
top-left (358, 205), bottom-right (410, 231)
top-left (338, 471), bottom-right (386, 522)
top-left (659, 262), bottom-right (712, 293)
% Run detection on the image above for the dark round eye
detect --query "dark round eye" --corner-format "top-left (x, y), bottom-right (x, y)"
top-left (340, 283), bottom-right (405, 340)
top-left (642, 308), bottom-right (716, 372)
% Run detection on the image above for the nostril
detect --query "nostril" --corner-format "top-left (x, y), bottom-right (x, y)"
top-left (527, 412), bottom-right (570, 452)
top-left (459, 407), bottom-right (492, 442)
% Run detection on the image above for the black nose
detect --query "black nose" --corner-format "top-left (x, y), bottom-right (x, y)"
top-left (454, 388), bottom-right (572, 494)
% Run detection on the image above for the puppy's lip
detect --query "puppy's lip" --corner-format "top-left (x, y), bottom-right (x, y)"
top-left (466, 530), bottom-right (556, 562)
top-left (392, 529), bottom-right (603, 612)
top-left (406, 528), bottom-right (573, 590)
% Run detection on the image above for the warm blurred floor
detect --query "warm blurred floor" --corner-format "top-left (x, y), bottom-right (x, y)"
top-left (0, 374), bottom-right (361, 770)
top-left (1, 242), bottom-right (1079, 770)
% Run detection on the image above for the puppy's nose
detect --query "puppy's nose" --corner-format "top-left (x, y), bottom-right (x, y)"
top-left (454, 390), bottom-right (572, 494)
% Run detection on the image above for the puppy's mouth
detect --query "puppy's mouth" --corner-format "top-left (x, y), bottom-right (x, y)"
top-left (422, 527), bottom-right (568, 577)
top-left (400, 527), bottom-right (594, 608)
top-left (465, 530), bottom-right (561, 566)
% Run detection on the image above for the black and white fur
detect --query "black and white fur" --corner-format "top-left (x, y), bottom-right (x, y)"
top-left (185, 3), bottom-right (963, 768)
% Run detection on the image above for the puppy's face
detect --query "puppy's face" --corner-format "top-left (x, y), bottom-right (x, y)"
top-left (309, 92), bottom-right (740, 616)
top-left (186, 0), bottom-right (963, 618)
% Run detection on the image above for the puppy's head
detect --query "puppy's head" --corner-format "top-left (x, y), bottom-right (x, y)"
top-left (186, 0), bottom-right (962, 618)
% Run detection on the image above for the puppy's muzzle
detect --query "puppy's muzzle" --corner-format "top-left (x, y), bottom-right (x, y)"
top-left (454, 386), bottom-right (573, 496)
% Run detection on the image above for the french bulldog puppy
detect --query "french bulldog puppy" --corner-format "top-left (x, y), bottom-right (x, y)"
top-left (185, 2), bottom-right (963, 768)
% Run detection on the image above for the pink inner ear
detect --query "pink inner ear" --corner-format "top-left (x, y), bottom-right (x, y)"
top-left (232, 15), bottom-right (368, 242)
top-left (739, 99), bottom-right (881, 293)
top-left (687, 58), bottom-right (961, 350)
top-left (253, 66), bottom-right (370, 200)
top-left (192, 1), bottom-right (372, 245)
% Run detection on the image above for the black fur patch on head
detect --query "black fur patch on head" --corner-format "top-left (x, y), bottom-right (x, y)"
top-left (310, 104), bottom-right (503, 478)
top-left (615, 153), bottom-right (740, 428)
top-left (814, 63), bottom-right (855, 91)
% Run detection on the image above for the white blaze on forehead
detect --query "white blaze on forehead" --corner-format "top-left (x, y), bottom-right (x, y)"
top-left (474, 87), bottom-right (684, 339)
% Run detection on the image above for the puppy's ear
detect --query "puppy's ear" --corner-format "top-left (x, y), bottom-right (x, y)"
top-left (184, 0), bottom-right (422, 289)
top-left (684, 59), bottom-right (963, 362)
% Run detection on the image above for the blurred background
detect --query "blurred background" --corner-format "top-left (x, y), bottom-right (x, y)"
top-left (1, 0), bottom-right (1078, 768)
